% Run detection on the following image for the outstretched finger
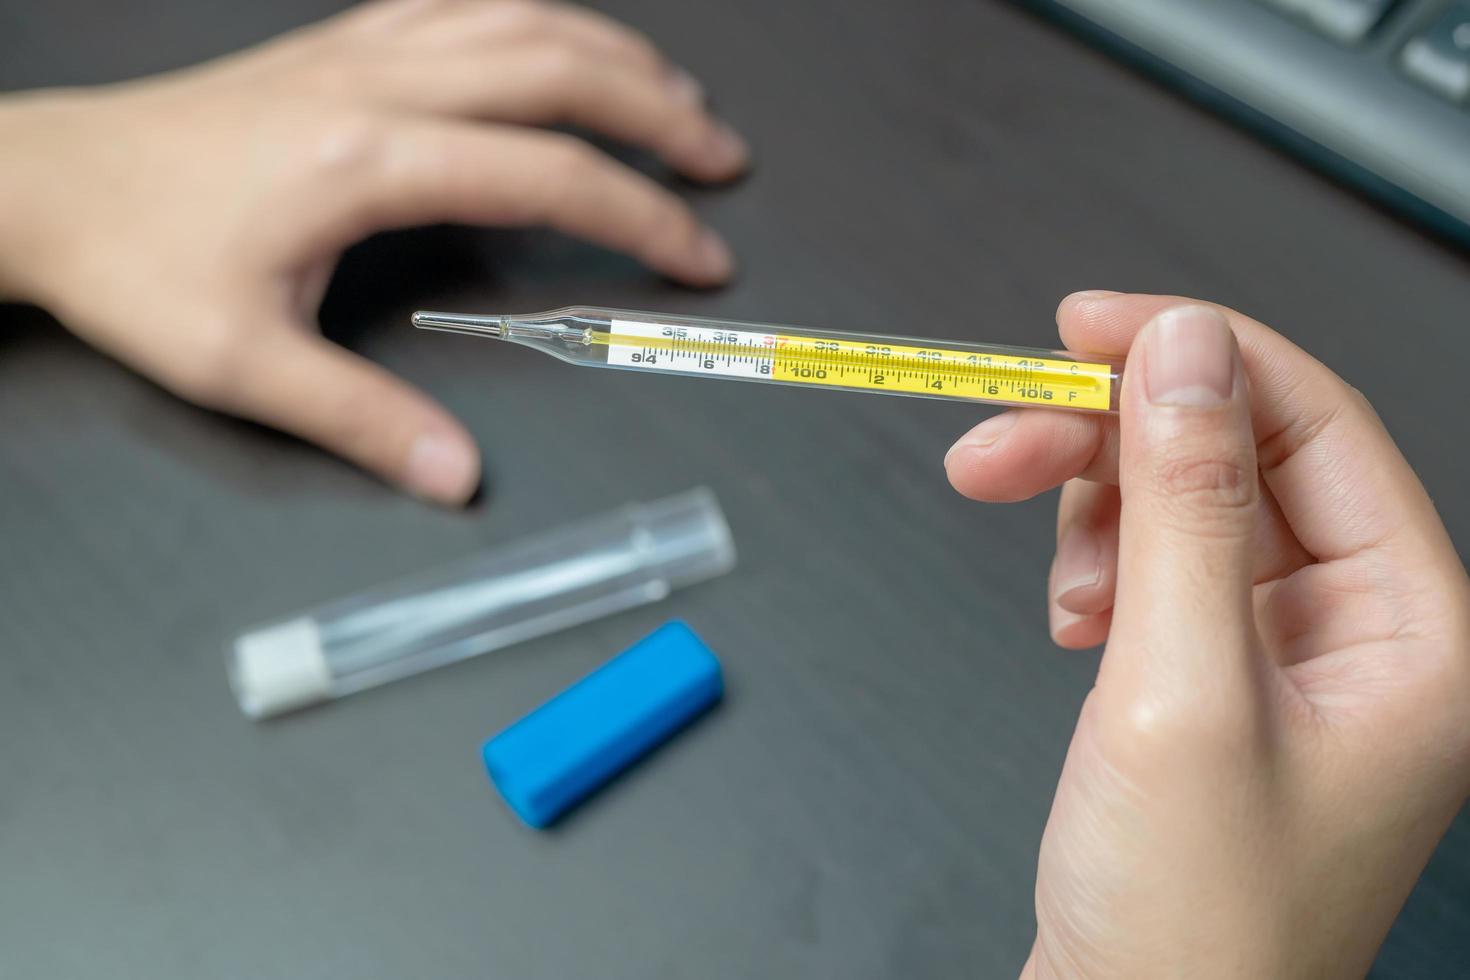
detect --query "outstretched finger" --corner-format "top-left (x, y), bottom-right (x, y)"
top-left (946, 408), bottom-right (1118, 503)
top-left (206, 323), bottom-right (481, 505)
top-left (299, 120), bottom-right (734, 287)
top-left (365, 47), bottom-right (747, 183)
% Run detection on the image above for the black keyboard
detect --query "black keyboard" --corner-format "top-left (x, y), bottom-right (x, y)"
top-left (1022, 0), bottom-right (1470, 246)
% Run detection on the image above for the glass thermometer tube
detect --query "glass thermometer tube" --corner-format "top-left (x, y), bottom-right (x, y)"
top-left (412, 307), bottom-right (1124, 413)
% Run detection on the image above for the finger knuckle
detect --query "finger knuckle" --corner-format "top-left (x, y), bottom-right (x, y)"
top-left (1342, 383), bottom-right (1391, 435)
top-left (504, 135), bottom-right (596, 224)
top-left (305, 112), bottom-right (389, 179)
top-left (317, 386), bottom-right (386, 459)
top-left (1102, 689), bottom-right (1266, 769)
top-left (530, 42), bottom-right (587, 93)
top-left (542, 134), bottom-right (597, 187)
top-left (594, 22), bottom-right (664, 72)
top-left (1149, 450), bottom-right (1257, 527)
top-left (1155, 454), bottom-right (1252, 500)
top-left (1341, 381), bottom-right (1376, 416)
top-left (620, 33), bottom-right (663, 70)
top-left (165, 321), bottom-right (251, 410)
top-left (299, 59), bottom-right (358, 100)
top-left (489, 0), bottom-right (552, 37)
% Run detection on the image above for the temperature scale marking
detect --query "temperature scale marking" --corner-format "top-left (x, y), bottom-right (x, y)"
top-left (600, 320), bottom-right (1112, 410)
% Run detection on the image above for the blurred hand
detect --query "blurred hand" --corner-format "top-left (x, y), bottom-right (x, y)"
top-left (0, 0), bottom-right (748, 503)
top-left (946, 293), bottom-right (1470, 978)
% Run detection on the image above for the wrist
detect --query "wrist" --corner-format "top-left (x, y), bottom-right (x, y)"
top-left (0, 89), bottom-right (87, 305)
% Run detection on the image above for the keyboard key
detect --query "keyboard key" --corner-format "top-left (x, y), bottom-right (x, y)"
top-left (1256, 0), bottom-right (1395, 44)
top-left (1308, 0), bottom-right (1396, 43)
top-left (1400, 3), bottom-right (1470, 103)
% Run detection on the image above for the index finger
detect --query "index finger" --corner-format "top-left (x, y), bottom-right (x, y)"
top-left (953, 291), bottom-right (1445, 565)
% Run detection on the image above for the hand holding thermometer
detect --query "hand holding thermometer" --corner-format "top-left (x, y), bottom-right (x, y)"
top-left (412, 307), bottom-right (1125, 413)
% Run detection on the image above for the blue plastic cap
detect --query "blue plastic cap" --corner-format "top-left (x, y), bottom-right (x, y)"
top-left (482, 621), bottom-right (723, 828)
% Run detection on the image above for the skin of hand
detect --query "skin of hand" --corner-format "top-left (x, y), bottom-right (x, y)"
top-left (945, 293), bottom-right (1470, 978)
top-left (0, 0), bottom-right (748, 504)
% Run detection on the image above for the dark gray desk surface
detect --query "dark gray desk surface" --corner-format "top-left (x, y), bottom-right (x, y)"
top-left (2, 1), bottom-right (1469, 977)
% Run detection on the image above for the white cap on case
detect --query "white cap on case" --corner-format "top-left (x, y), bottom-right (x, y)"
top-left (228, 617), bottom-right (331, 719)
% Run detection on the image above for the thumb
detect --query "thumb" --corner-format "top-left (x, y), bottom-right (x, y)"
top-left (1108, 305), bottom-right (1260, 682)
top-left (217, 326), bottom-right (480, 505)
